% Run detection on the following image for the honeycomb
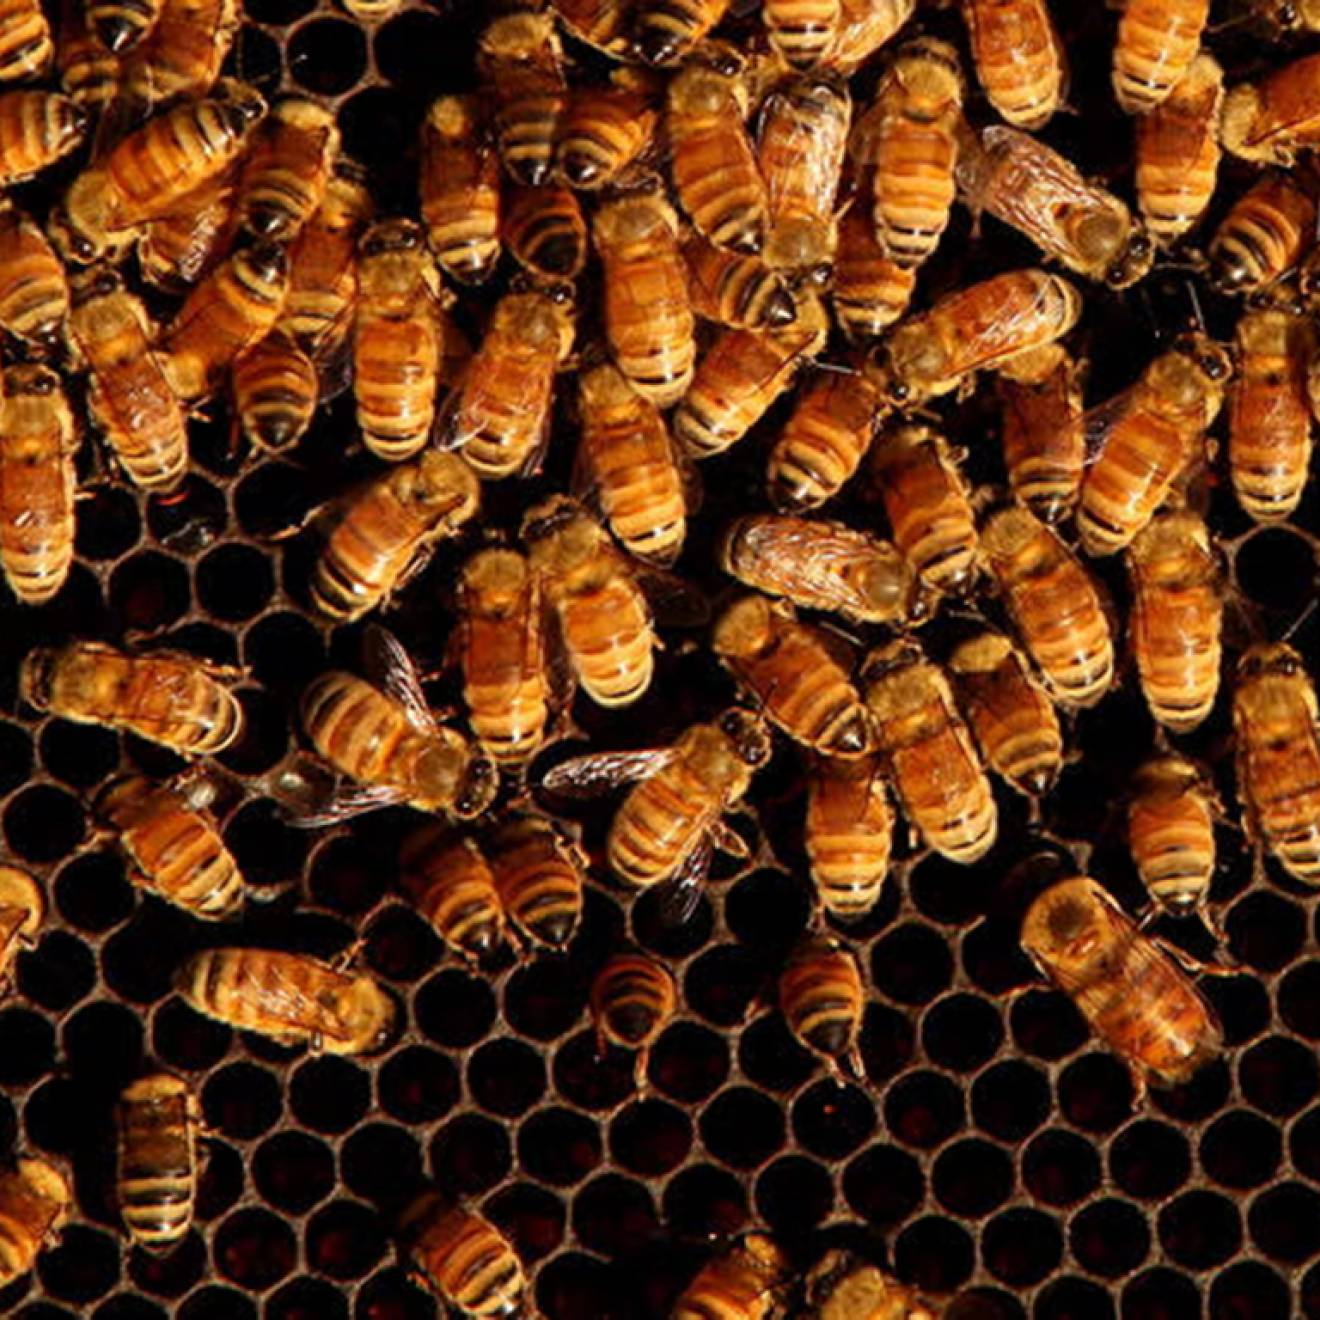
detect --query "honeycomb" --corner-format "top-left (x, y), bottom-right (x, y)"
top-left (1, 0), bottom-right (1320, 1317)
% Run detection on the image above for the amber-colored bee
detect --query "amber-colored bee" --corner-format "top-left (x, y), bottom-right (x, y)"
top-left (0, 206), bottom-right (66, 348)
top-left (0, 1159), bottom-right (70, 1287)
top-left (137, 167), bottom-right (238, 294)
top-left (237, 96), bottom-right (338, 242)
top-left (177, 947), bottom-right (396, 1054)
top-left (594, 193), bottom-right (695, 407)
top-left (487, 815), bottom-right (585, 949)
top-left (869, 267), bottom-right (1082, 406)
top-left (56, 1), bottom-right (119, 112)
top-left (399, 826), bottom-right (505, 964)
top-left (479, 10), bottom-right (566, 187)
top-left (1208, 173), bottom-right (1317, 295)
top-left (1134, 53), bottom-right (1222, 245)
top-left (722, 514), bottom-right (915, 626)
top-left (312, 450), bottom-right (480, 623)
top-left (949, 630), bottom-right (1063, 798)
top-left (0, 90), bottom-right (83, 189)
top-left (458, 548), bottom-right (550, 770)
top-left (997, 345), bottom-right (1084, 524)
top-left (832, 198), bottom-right (918, 341)
top-left (1078, 335), bottom-right (1231, 557)
top-left (523, 496), bottom-right (656, 708)
top-left (980, 505), bottom-right (1114, 707)
top-left (21, 641), bottom-right (243, 755)
top-left (556, 68), bottom-right (659, 190)
top-left (805, 755), bottom-right (892, 920)
top-left (96, 774), bottom-right (244, 920)
top-left (1022, 875), bottom-right (1220, 1092)
top-left (116, 1074), bottom-right (199, 1253)
top-left (232, 330), bottom-right (317, 453)
top-left (420, 95), bottom-right (500, 286)
top-left (504, 183), bottom-right (587, 281)
top-left (449, 287), bottom-right (572, 481)
top-left (763, 0), bottom-right (840, 69)
top-left (1128, 512), bottom-right (1223, 733)
top-left (577, 363), bottom-right (687, 566)
top-left (543, 709), bottom-right (772, 894)
top-left (673, 1235), bottom-right (789, 1320)
top-left (666, 56), bottom-right (767, 254)
top-left (962, 0), bottom-right (1064, 130)
top-left (1129, 756), bottom-right (1217, 919)
top-left (401, 1194), bottom-right (527, 1318)
top-left (550, 0), bottom-right (629, 59)
top-left (803, 1250), bottom-right (936, 1320)
top-left (1222, 50), bottom-right (1320, 166)
top-left (121, 0), bottom-right (238, 104)
top-left (827, 0), bottom-right (915, 74)
top-left (780, 937), bottom-right (865, 1073)
top-left (0, 0), bottom-right (51, 84)
top-left (1112, 0), bottom-right (1207, 114)
top-left (87, 0), bottom-right (160, 51)
top-left (684, 237), bottom-right (797, 331)
top-left (714, 594), bottom-right (874, 757)
top-left (591, 951), bottom-right (677, 1083)
top-left (635, 0), bottom-right (730, 65)
top-left (0, 866), bottom-right (42, 991)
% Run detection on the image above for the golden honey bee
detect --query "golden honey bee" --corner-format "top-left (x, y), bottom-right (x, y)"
top-left (86, 0), bottom-right (160, 51)
top-left (550, 0), bottom-right (630, 59)
top-left (311, 449), bottom-right (480, 623)
top-left (420, 94), bottom-right (500, 286)
top-left (949, 630), bottom-right (1064, 799)
top-left (721, 514), bottom-right (916, 626)
top-left (1021, 875), bottom-right (1221, 1095)
top-left (95, 773), bottom-right (244, 921)
top-left (0, 0), bottom-right (51, 84)
top-left (1208, 173), bottom-right (1317, 295)
top-left (1233, 643), bottom-right (1320, 884)
top-left (237, 96), bottom-right (339, 242)
top-left (1112, 0), bottom-right (1208, 114)
top-left (962, 0), bottom-right (1064, 130)
top-left (957, 126), bottom-right (1153, 288)
top-left (176, 947), bottom-right (397, 1054)
top-left (0, 205), bottom-right (64, 348)
top-left (232, 329), bottom-right (318, 453)
top-left (22, 641), bottom-right (243, 755)
top-left (805, 755), bottom-right (893, 921)
top-left (1128, 756), bottom-right (1217, 920)
top-left (1077, 335), bottom-right (1231, 557)
top-left (0, 866), bottom-right (43, 992)
top-left (446, 286), bottom-right (573, 480)
top-left (666, 53), bottom-right (767, 253)
top-left (542, 709), bottom-right (771, 898)
top-left (457, 547), bottom-right (551, 771)
top-left (802, 1250), bottom-right (936, 1320)
top-left (556, 68), bottom-right (659, 190)
top-left (714, 594), bottom-right (874, 757)
top-left (400, 825), bottom-right (505, 964)
top-left (591, 951), bottom-right (677, 1085)
top-left (780, 937), bottom-right (865, 1074)
top-left (0, 364), bottom-right (76, 607)
top-left (57, 0), bottom-right (119, 112)
top-left (121, 0), bottom-right (238, 103)
top-left (673, 1234), bottom-right (790, 1320)
top-left (763, 0), bottom-right (840, 69)
top-left (684, 237), bottom-right (797, 331)
top-left (1134, 53), bottom-right (1223, 246)
top-left (401, 1193), bottom-right (527, 1319)
top-left (300, 627), bottom-right (498, 823)
top-left (487, 814), bottom-right (585, 949)
top-left (0, 90), bottom-right (83, 189)
top-left (116, 1073), bottom-right (199, 1253)
top-left (1221, 49), bottom-right (1320, 166)
top-left (0, 1158), bottom-right (70, 1287)
top-left (863, 638), bottom-right (998, 863)
top-left (577, 362), bottom-right (687, 566)
top-left (504, 182), bottom-right (587, 281)
top-left (996, 345), bottom-right (1084, 524)
top-left (1127, 512), bottom-right (1223, 733)
top-left (980, 505), bottom-right (1115, 707)
top-left (635, 0), bottom-right (731, 65)
top-left (831, 197), bottom-right (918, 341)
top-left (827, 0), bottom-right (916, 74)
top-left (867, 267), bottom-right (1082, 406)
top-left (137, 166), bottom-right (239, 294)
top-left (479, 10), bottom-right (566, 187)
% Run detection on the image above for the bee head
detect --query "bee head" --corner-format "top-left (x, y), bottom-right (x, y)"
top-left (1104, 230), bottom-right (1155, 290)
top-left (717, 708), bottom-right (773, 768)
top-left (18, 647), bottom-right (57, 711)
top-left (1238, 642), bottom-right (1306, 681)
top-left (360, 218), bottom-right (423, 258)
top-left (453, 751), bottom-right (499, 820)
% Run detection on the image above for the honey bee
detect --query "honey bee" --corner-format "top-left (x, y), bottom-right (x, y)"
top-left (21, 641), bottom-right (243, 755)
top-left (827, 0), bottom-right (916, 75)
top-left (0, 866), bottom-right (43, 991)
top-left (577, 362), bottom-right (687, 567)
top-left (446, 287), bottom-right (573, 480)
top-left (420, 95), bottom-right (500, 286)
top-left (1134, 53), bottom-right (1223, 245)
top-left (56, 1), bottom-right (119, 112)
top-left (1128, 756), bottom-right (1217, 919)
top-left (311, 449), bottom-right (480, 623)
top-left (804, 755), bottom-right (893, 920)
top-left (1021, 875), bottom-right (1221, 1093)
top-left (635, 0), bottom-right (730, 65)
top-left (300, 627), bottom-right (498, 823)
top-left (780, 938), bottom-right (865, 1073)
top-left (980, 505), bottom-right (1115, 707)
top-left (802, 1250), bottom-right (936, 1320)
top-left (401, 1194), bottom-right (527, 1318)
top-left (666, 55), bottom-right (768, 254)
top-left (161, 242), bottom-right (288, 404)
top-left (594, 192), bottom-right (695, 407)
top-left (856, 38), bottom-right (962, 269)
top-left (683, 237), bottom-right (798, 330)
top-left (232, 329), bottom-right (318, 453)
top-left (1112, 0), bottom-right (1208, 114)
top-left (542, 709), bottom-right (771, 896)
top-left (0, 0), bottom-right (47, 89)
top-left (674, 1235), bottom-right (789, 1320)
top-left (713, 594), bottom-right (874, 757)
top-left (831, 199), bottom-right (918, 341)
top-left (487, 815), bottom-right (585, 949)
top-left (478, 10), bottom-right (566, 187)
top-left (591, 952), bottom-right (677, 1083)
top-left (0, 1159), bottom-right (70, 1287)
top-left (137, 167), bottom-right (239, 294)
top-left (997, 345), bottom-right (1084, 523)
top-left (556, 68), bottom-right (659, 190)
top-left (504, 183), bottom-right (587, 281)
top-left (176, 947), bottom-right (397, 1054)
top-left (338, 0), bottom-right (401, 21)
top-left (457, 548), bottom-right (551, 770)
top-left (1127, 512), bottom-right (1223, 733)
top-left (1208, 173), bottom-right (1317, 295)
top-left (721, 514), bottom-right (916, 626)
top-left (116, 1074), bottom-right (199, 1252)
top-left (1077, 335), bottom-right (1231, 557)
top-left (1221, 49), bottom-right (1320, 166)
top-left (523, 496), bottom-right (656, 709)
top-left (1229, 309), bottom-right (1314, 524)
top-left (868, 424), bottom-right (978, 596)
top-left (762, 0), bottom-right (840, 69)
top-left (120, 0), bottom-right (238, 104)
top-left (0, 90), bottom-right (83, 188)
top-left (1234, 643), bottom-right (1320, 884)
top-left (237, 96), bottom-right (338, 242)
top-left (87, 0), bottom-right (160, 51)
top-left (549, 0), bottom-right (630, 59)
top-left (95, 773), bottom-right (244, 920)
top-left (962, 0), bottom-right (1064, 130)
top-left (0, 205), bottom-right (66, 348)
top-left (0, 364), bottom-right (76, 607)
top-left (868, 268), bottom-right (1082, 406)
top-left (948, 630), bottom-right (1063, 799)
top-left (399, 826), bottom-right (505, 964)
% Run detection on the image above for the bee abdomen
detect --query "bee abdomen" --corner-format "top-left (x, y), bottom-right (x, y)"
top-left (0, 0), bottom-right (52, 83)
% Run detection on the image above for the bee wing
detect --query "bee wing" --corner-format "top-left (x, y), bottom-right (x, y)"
top-left (539, 747), bottom-right (680, 797)
top-left (285, 779), bottom-right (408, 829)
top-left (361, 625), bottom-right (437, 735)
top-left (655, 831), bottom-right (713, 928)
top-left (252, 956), bottom-right (360, 1043)
top-left (1081, 387), bottom-right (1136, 467)
top-left (0, 905), bottom-right (26, 971)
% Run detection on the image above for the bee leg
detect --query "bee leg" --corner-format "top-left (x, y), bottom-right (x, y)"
top-left (710, 818), bottom-right (751, 859)
top-left (633, 1048), bottom-right (650, 1094)
top-left (845, 1044), bottom-right (865, 1082)
top-left (1127, 1063), bottom-right (1148, 1112)
top-left (1151, 932), bottom-right (1244, 978)
top-left (330, 939), bottom-right (366, 973)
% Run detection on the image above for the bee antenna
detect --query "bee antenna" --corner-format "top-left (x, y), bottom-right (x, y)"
top-left (1280, 596), bottom-right (1320, 645)
top-left (1185, 279), bottom-right (1208, 334)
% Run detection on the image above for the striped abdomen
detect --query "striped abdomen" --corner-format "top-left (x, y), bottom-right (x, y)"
top-left (1112, 0), bottom-right (1207, 113)
top-left (1129, 784), bottom-right (1214, 913)
top-left (609, 757), bottom-right (720, 889)
top-left (684, 238), bottom-right (796, 331)
top-left (779, 942), bottom-right (863, 1064)
top-left (556, 83), bottom-right (656, 189)
top-left (408, 1201), bottom-right (526, 1317)
top-left (0, 209), bottom-right (64, 346)
top-left (873, 116), bottom-right (958, 268)
top-left (668, 116), bottom-right (767, 253)
top-left (998, 354), bottom-right (1085, 524)
top-left (0, 0), bottom-right (51, 84)
top-left (488, 818), bottom-right (584, 948)
top-left (965, 0), bottom-right (1063, 129)
top-left (233, 330), bottom-right (317, 452)
top-left (421, 106), bottom-right (500, 284)
top-left (504, 183), bottom-right (586, 280)
top-left (591, 952), bottom-right (676, 1050)
top-left (0, 90), bottom-right (82, 185)
top-left (87, 0), bottom-right (160, 52)
top-left (452, 343), bottom-right (557, 480)
top-left (831, 202), bottom-right (916, 340)
top-left (400, 830), bottom-right (505, 962)
top-left (237, 98), bottom-right (337, 242)
top-left (353, 307), bottom-right (439, 462)
top-left (0, 1162), bottom-right (67, 1286)
top-left (0, 396), bottom-right (74, 607)
top-left (122, 0), bottom-right (239, 103)
top-left (494, 88), bottom-right (564, 186)
top-left (805, 757), bottom-right (892, 920)
top-left (635, 0), bottom-right (730, 65)
top-left (117, 1076), bottom-right (198, 1252)
top-left (1209, 174), bottom-right (1315, 295)
top-left (554, 574), bottom-right (654, 708)
top-left (764, 0), bottom-right (840, 68)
